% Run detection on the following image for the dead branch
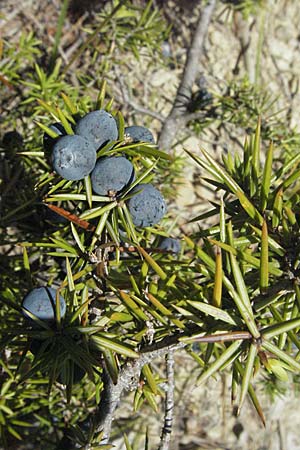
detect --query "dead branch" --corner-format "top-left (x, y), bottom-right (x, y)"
top-left (158, 0), bottom-right (217, 151)
top-left (158, 351), bottom-right (175, 450)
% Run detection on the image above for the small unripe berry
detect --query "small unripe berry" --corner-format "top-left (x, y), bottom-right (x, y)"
top-left (158, 237), bottom-right (181, 254)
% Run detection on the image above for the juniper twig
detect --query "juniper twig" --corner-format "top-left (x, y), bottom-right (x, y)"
top-left (158, 351), bottom-right (175, 450)
top-left (95, 341), bottom-right (185, 445)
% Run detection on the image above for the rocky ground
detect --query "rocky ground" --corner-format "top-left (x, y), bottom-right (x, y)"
top-left (1, 1), bottom-right (300, 449)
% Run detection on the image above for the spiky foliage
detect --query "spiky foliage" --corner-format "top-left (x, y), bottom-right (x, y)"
top-left (1, 1), bottom-right (300, 449)
top-left (184, 119), bottom-right (300, 421)
top-left (2, 88), bottom-right (300, 447)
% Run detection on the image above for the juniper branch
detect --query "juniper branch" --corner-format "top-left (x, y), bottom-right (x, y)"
top-left (96, 341), bottom-right (185, 445)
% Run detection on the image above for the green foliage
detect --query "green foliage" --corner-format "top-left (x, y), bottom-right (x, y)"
top-left (3, 110), bottom-right (300, 444)
top-left (63, 0), bottom-right (170, 84)
top-left (1, 80), bottom-right (183, 446)
top-left (2, 105), bottom-right (300, 446)
top-left (190, 77), bottom-right (300, 153)
top-left (185, 120), bottom-right (300, 416)
top-left (0, 32), bottom-right (42, 83)
top-left (1, 1), bottom-right (300, 448)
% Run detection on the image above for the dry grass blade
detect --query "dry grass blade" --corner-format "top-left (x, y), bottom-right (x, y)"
top-left (212, 246), bottom-right (223, 308)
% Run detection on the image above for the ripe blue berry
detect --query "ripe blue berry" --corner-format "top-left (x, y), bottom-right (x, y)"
top-left (127, 184), bottom-right (166, 227)
top-left (75, 110), bottom-right (118, 150)
top-left (43, 122), bottom-right (66, 152)
top-left (91, 156), bottom-right (134, 196)
top-left (22, 287), bottom-right (66, 322)
top-left (51, 134), bottom-right (96, 181)
top-left (125, 126), bottom-right (155, 144)
top-left (158, 237), bottom-right (181, 254)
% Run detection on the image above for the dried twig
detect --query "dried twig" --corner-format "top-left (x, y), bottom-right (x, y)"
top-left (158, 0), bottom-right (217, 150)
top-left (95, 341), bottom-right (185, 445)
top-left (158, 351), bottom-right (175, 450)
top-left (232, 12), bottom-right (255, 82)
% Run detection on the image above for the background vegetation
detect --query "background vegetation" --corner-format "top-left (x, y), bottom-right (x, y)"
top-left (1, 1), bottom-right (300, 449)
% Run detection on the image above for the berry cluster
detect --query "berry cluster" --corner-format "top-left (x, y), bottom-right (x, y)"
top-left (19, 109), bottom-right (181, 386)
top-left (44, 109), bottom-right (166, 229)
